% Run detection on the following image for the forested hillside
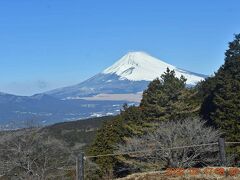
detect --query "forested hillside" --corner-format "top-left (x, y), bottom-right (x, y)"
top-left (42, 116), bottom-right (113, 149)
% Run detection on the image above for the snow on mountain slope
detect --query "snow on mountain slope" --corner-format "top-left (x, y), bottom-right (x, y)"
top-left (103, 51), bottom-right (205, 85)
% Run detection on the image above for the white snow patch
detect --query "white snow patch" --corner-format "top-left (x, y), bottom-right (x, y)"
top-left (106, 112), bottom-right (114, 116)
top-left (90, 113), bottom-right (102, 117)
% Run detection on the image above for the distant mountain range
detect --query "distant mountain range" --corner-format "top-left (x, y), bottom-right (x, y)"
top-left (0, 52), bottom-right (207, 128)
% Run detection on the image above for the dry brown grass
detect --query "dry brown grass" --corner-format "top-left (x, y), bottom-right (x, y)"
top-left (116, 167), bottom-right (240, 180)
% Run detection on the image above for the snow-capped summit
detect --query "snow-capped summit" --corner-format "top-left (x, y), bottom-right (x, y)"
top-left (103, 51), bottom-right (205, 84)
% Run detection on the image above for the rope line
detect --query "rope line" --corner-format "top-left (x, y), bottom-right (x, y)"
top-left (225, 142), bottom-right (240, 144)
top-left (85, 141), bottom-right (240, 159)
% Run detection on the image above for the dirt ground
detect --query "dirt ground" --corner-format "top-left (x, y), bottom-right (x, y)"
top-left (117, 167), bottom-right (240, 180)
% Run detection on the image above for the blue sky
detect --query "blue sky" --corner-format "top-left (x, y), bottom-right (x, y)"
top-left (0, 0), bottom-right (240, 95)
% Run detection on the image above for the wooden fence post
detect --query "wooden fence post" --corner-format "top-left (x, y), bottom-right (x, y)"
top-left (218, 138), bottom-right (226, 166)
top-left (76, 153), bottom-right (84, 180)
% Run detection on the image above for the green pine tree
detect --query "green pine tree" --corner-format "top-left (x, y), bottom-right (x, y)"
top-left (200, 34), bottom-right (240, 141)
top-left (87, 115), bottom-right (126, 178)
top-left (140, 68), bottom-right (199, 121)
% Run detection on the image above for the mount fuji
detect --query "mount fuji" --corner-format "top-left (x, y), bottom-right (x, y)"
top-left (46, 52), bottom-right (207, 101)
top-left (0, 52), bottom-right (207, 128)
